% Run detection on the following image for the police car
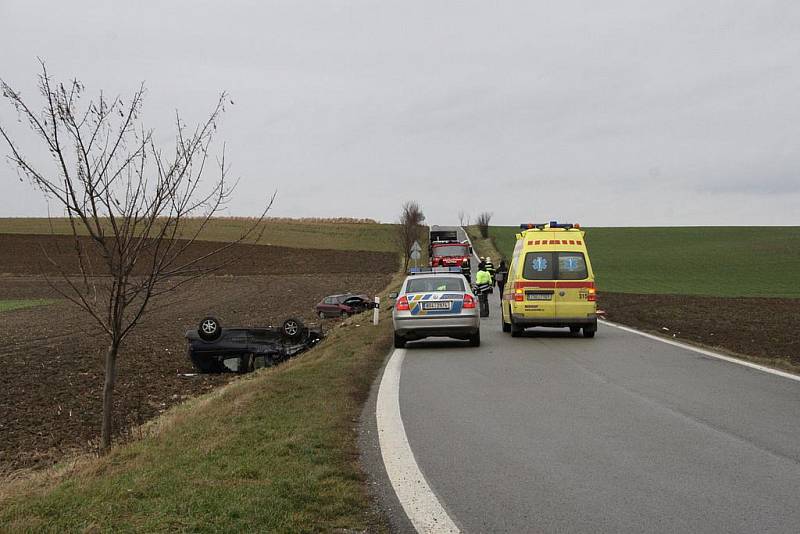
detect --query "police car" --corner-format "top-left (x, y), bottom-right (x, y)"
top-left (390, 267), bottom-right (481, 348)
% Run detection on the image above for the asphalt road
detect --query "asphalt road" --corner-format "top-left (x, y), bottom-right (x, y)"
top-left (376, 288), bottom-right (800, 533)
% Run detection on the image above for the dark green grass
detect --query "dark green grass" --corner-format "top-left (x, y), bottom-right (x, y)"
top-left (488, 226), bottom-right (800, 298)
top-left (0, 299), bottom-right (57, 312)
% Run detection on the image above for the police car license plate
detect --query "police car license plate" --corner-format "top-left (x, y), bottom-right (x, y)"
top-left (526, 293), bottom-right (552, 301)
top-left (422, 301), bottom-right (451, 310)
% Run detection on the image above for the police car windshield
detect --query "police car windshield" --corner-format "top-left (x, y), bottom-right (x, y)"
top-left (406, 276), bottom-right (465, 293)
top-left (432, 245), bottom-right (468, 257)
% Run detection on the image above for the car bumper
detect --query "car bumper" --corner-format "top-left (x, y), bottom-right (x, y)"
top-left (511, 315), bottom-right (597, 329)
top-left (393, 314), bottom-right (480, 340)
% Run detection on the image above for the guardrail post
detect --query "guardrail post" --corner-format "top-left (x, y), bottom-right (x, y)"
top-left (373, 297), bottom-right (380, 325)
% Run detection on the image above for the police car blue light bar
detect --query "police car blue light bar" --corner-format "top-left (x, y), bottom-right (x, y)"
top-left (408, 267), bottom-right (463, 275)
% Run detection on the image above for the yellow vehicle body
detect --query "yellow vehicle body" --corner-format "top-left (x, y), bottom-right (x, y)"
top-left (501, 223), bottom-right (598, 338)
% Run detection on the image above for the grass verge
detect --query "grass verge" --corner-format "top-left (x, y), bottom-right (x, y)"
top-left (464, 226), bottom-right (506, 263)
top-left (0, 276), bottom-right (404, 533)
top-left (0, 299), bottom-right (57, 313)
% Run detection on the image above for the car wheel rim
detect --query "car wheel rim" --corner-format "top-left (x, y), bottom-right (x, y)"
top-left (285, 322), bottom-right (299, 336)
top-left (201, 320), bottom-right (216, 334)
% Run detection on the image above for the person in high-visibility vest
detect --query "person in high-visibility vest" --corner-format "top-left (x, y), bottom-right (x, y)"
top-left (474, 264), bottom-right (492, 317)
top-left (484, 257), bottom-right (496, 286)
top-left (475, 265), bottom-right (492, 286)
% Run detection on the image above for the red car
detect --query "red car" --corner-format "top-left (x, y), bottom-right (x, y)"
top-left (315, 293), bottom-right (374, 318)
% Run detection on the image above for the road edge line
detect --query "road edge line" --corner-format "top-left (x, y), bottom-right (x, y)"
top-left (601, 319), bottom-right (800, 383)
top-left (376, 348), bottom-right (461, 533)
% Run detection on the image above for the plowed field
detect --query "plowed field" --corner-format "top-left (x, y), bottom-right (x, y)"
top-left (0, 234), bottom-right (396, 475)
top-left (600, 292), bottom-right (800, 367)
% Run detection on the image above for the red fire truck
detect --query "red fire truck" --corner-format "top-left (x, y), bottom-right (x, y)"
top-left (429, 225), bottom-right (472, 268)
top-left (429, 240), bottom-right (472, 268)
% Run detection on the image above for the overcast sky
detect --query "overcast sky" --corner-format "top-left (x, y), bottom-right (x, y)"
top-left (1, 0), bottom-right (799, 225)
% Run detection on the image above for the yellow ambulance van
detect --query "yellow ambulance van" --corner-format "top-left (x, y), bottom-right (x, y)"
top-left (501, 222), bottom-right (597, 338)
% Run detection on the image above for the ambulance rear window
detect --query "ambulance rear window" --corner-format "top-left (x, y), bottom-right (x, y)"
top-left (557, 253), bottom-right (588, 280)
top-left (523, 252), bottom-right (588, 280)
top-left (523, 252), bottom-right (554, 279)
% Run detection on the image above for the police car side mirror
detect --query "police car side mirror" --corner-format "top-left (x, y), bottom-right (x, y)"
top-left (388, 292), bottom-right (398, 299)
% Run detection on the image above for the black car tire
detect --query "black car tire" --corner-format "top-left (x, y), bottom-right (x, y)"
top-left (469, 330), bottom-right (481, 347)
top-left (198, 316), bottom-right (222, 341)
top-left (282, 318), bottom-right (304, 341)
top-left (570, 326), bottom-right (581, 334)
top-left (510, 320), bottom-right (523, 338)
top-left (393, 333), bottom-right (406, 349)
top-left (583, 327), bottom-right (596, 338)
top-left (502, 312), bottom-right (511, 333)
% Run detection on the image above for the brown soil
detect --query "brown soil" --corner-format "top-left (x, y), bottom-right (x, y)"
top-left (0, 233), bottom-right (397, 276)
top-left (0, 234), bottom-right (396, 475)
top-left (599, 292), bottom-right (800, 367)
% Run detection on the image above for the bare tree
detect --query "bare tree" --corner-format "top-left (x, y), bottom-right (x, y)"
top-left (475, 212), bottom-right (492, 238)
top-left (0, 62), bottom-right (272, 451)
top-left (457, 210), bottom-right (470, 228)
top-left (396, 201), bottom-right (426, 269)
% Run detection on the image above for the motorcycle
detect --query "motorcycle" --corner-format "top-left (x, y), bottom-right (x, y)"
top-left (472, 282), bottom-right (493, 317)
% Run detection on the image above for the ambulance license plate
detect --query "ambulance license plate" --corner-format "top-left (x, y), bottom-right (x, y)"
top-left (422, 301), bottom-right (451, 310)
top-left (526, 293), bottom-right (552, 301)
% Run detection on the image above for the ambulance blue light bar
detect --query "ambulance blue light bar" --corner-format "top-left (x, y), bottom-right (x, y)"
top-left (519, 221), bottom-right (580, 230)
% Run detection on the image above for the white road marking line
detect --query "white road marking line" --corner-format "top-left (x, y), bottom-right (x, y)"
top-left (601, 319), bottom-right (800, 383)
top-left (377, 348), bottom-right (461, 533)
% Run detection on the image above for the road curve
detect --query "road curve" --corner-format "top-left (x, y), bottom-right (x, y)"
top-left (373, 288), bottom-right (800, 533)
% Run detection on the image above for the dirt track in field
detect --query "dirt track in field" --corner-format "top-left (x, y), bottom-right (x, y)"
top-left (0, 234), bottom-right (397, 475)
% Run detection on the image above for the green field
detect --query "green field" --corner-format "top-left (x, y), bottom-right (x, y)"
top-left (0, 218), bottom-right (399, 253)
top-left (0, 299), bottom-right (56, 312)
top-left (486, 226), bottom-right (800, 298)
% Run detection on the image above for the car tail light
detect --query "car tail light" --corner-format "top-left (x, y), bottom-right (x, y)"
top-left (463, 294), bottom-right (476, 309)
top-left (588, 288), bottom-right (597, 302)
top-left (514, 289), bottom-right (524, 302)
top-left (396, 295), bottom-right (410, 311)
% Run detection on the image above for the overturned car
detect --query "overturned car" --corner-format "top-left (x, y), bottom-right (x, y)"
top-left (186, 316), bottom-right (323, 373)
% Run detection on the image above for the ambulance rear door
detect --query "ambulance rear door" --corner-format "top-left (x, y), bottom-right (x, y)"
top-left (553, 248), bottom-right (594, 320)
top-left (519, 249), bottom-right (557, 321)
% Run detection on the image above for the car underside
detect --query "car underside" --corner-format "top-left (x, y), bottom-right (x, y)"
top-left (185, 316), bottom-right (323, 373)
